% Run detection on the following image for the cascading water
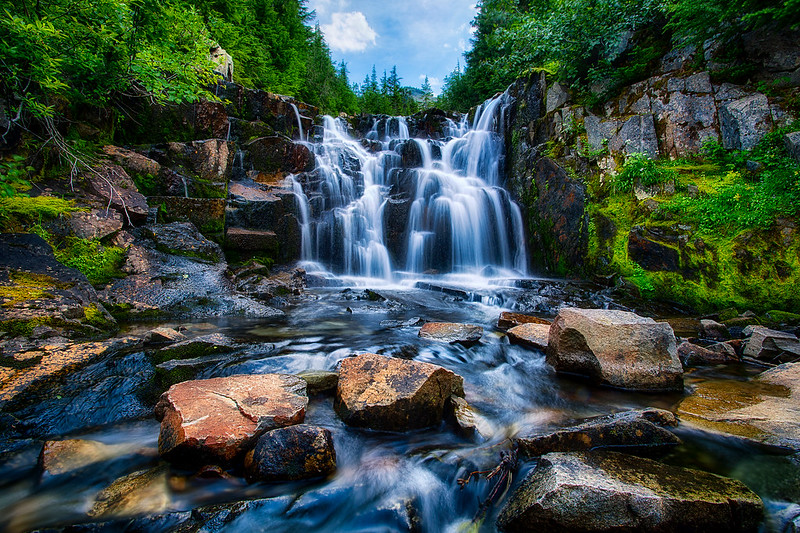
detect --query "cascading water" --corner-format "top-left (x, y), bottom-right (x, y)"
top-left (294, 92), bottom-right (527, 282)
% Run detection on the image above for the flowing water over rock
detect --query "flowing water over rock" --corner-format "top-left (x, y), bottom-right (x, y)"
top-left (1, 96), bottom-right (799, 532)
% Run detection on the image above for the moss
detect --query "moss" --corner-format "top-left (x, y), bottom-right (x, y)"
top-left (0, 317), bottom-right (54, 337)
top-left (83, 304), bottom-right (112, 328)
top-left (0, 196), bottom-right (84, 231)
top-left (54, 239), bottom-right (127, 286)
top-left (763, 310), bottom-right (800, 326)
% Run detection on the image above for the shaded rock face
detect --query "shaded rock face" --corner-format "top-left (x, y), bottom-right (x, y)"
top-left (743, 326), bottom-right (800, 363)
top-left (546, 308), bottom-right (683, 391)
top-left (0, 233), bottom-right (117, 340)
top-left (146, 221), bottom-right (223, 263)
top-left (507, 323), bottom-right (550, 351)
top-left (678, 341), bottom-right (739, 367)
top-left (154, 333), bottom-right (237, 363)
top-left (244, 425), bottom-right (336, 482)
top-left (678, 362), bottom-right (800, 451)
top-left (515, 408), bottom-right (680, 458)
top-left (246, 136), bottom-right (315, 178)
top-left (148, 197), bottom-right (226, 237)
top-left (418, 322), bottom-right (483, 345)
top-left (497, 451), bottom-right (764, 532)
top-left (335, 353), bottom-right (465, 431)
top-left (85, 162), bottom-right (150, 224)
top-left (155, 374), bottom-right (308, 465)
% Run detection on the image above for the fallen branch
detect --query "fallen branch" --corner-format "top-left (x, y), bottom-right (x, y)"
top-left (458, 446), bottom-right (518, 523)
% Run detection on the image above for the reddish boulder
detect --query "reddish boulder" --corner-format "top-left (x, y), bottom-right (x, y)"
top-left (335, 353), bottom-right (464, 431)
top-left (155, 374), bottom-right (307, 465)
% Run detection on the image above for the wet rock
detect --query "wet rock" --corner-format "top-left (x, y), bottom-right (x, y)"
top-left (67, 209), bottom-right (124, 240)
top-left (89, 465), bottom-right (170, 519)
top-left (507, 323), bottom-right (550, 351)
top-left (515, 408), bottom-right (680, 458)
top-left (148, 197), bottom-right (226, 238)
top-left (700, 319), bottom-right (730, 340)
top-left (678, 362), bottom-right (800, 451)
top-left (446, 395), bottom-right (495, 438)
top-left (335, 353), bottom-right (464, 431)
top-left (418, 322), bottom-right (483, 345)
top-left (230, 265), bottom-right (306, 303)
top-left (743, 325), bottom-right (800, 362)
top-left (298, 370), bottom-right (338, 395)
top-left (246, 136), bottom-right (315, 176)
top-left (145, 222), bottom-right (223, 263)
top-left (143, 327), bottom-right (186, 346)
top-left (497, 311), bottom-right (551, 330)
top-left (546, 308), bottom-right (683, 391)
top-left (0, 233), bottom-right (117, 340)
top-left (154, 333), bottom-right (237, 363)
top-left (86, 162), bottom-right (149, 224)
top-left (661, 317), bottom-right (702, 338)
top-left (155, 374), bottom-right (307, 465)
top-left (244, 424), bottom-right (336, 482)
top-left (678, 341), bottom-right (738, 367)
top-left (546, 82), bottom-right (570, 114)
top-left (225, 227), bottom-right (278, 251)
top-left (497, 451), bottom-right (763, 532)
top-left (154, 353), bottom-right (232, 389)
top-left (628, 226), bottom-right (680, 271)
top-left (40, 439), bottom-right (122, 477)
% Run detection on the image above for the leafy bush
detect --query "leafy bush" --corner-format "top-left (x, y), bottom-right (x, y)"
top-left (612, 153), bottom-right (678, 193)
top-left (0, 155), bottom-right (33, 197)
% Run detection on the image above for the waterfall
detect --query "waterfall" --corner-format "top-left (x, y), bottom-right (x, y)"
top-left (292, 92), bottom-right (526, 282)
top-left (290, 103), bottom-right (305, 142)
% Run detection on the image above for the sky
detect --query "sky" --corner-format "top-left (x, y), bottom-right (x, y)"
top-left (306, 0), bottom-right (479, 95)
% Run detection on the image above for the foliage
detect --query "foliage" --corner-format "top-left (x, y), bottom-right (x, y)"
top-left (0, 155), bottom-right (33, 197)
top-left (612, 153), bottom-right (678, 193)
top-left (0, 196), bottom-right (83, 230)
top-left (356, 65), bottom-right (419, 116)
top-left (53, 236), bottom-right (127, 285)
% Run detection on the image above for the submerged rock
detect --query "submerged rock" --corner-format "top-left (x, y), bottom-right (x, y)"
top-left (418, 322), bottom-right (483, 345)
top-left (497, 451), bottom-right (763, 532)
top-left (142, 327), bottom-right (186, 346)
top-left (244, 425), bottom-right (336, 482)
top-left (155, 374), bottom-right (307, 465)
top-left (546, 308), bottom-right (683, 391)
top-left (507, 323), bottom-right (550, 351)
top-left (446, 395), bottom-right (496, 438)
top-left (89, 466), bottom-right (170, 519)
top-left (40, 439), bottom-right (123, 477)
top-left (515, 408), bottom-right (680, 458)
top-left (678, 362), bottom-right (800, 451)
top-left (335, 353), bottom-right (464, 431)
top-left (298, 370), bottom-right (338, 395)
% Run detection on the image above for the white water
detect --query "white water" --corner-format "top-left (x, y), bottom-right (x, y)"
top-left (290, 103), bottom-right (305, 142)
top-left (293, 93), bottom-right (527, 283)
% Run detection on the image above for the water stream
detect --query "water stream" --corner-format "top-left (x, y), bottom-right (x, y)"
top-left (0, 97), bottom-right (798, 532)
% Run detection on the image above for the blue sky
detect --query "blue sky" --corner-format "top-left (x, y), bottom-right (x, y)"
top-left (306, 0), bottom-right (479, 95)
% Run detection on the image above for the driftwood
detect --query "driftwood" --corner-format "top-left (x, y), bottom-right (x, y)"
top-left (458, 446), bottom-right (518, 523)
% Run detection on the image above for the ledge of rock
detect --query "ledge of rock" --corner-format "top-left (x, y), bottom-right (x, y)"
top-left (155, 374), bottom-right (308, 465)
top-left (516, 408), bottom-right (680, 458)
top-left (677, 362), bottom-right (800, 451)
top-left (244, 424), bottom-right (336, 482)
top-left (498, 311), bottom-right (551, 330)
top-left (335, 353), bottom-right (464, 431)
top-left (497, 451), bottom-right (763, 532)
top-left (154, 333), bottom-right (238, 363)
top-left (507, 323), bottom-right (550, 351)
top-left (546, 308), bottom-right (683, 391)
top-left (418, 322), bottom-right (483, 345)
top-left (743, 325), bottom-right (800, 363)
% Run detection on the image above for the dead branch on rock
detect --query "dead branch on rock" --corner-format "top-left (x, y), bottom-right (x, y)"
top-left (458, 445), bottom-right (518, 523)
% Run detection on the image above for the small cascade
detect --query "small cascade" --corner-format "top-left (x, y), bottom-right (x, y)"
top-left (291, 91), bottom-right (526, 282)
top-left (290, 103), bottom-right (305, 142)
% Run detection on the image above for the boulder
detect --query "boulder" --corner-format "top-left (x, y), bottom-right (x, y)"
top-left (40, 439), bottom-right (123, 477)
top-left (678, 341), bottom-right (738, 367)
top-left (154, 333), bottom-right (237, 363)
top-left (86, 162), bottom-right (149, 224)
top-left (720, 94), bottom-right (773, 150)
top-left (608, 114), bottom-right (658, 157)
top-left (145, 222), bottom-right (223, 263)
top-left (244, 425), bottom-right (336, 482)
top-left (497, 312), bottom-right (551, 330)
top-left (515, 408), bottom-right (680, 458)
top-left (335, 353), bottom-right (464, 431)
top-left (546, 82), bottom-right (570, 114)
top-left (496, 451), bottom-right (763, 532)
top-left (246, 136), bottom-right (315, 177)
top-left (418, 322), bottom-right (483, 345)
top-left (147, 197), bottom-right (226, 237)
top-left (225, 227), bottom-right (278, 251)
top-left (507, 323), bottom-right (550, 351)
top-left (298, 370), bottom-right (339, 395)
top-left (446, 395), bottom-right (496, 438)
top-left (155, 374), bottom-right (307, 465)
top-left (89, 466), bottom-right (170, 519)
top-left (68, 209), bottom-right (124, 240)
top-left (700, 319), bottom-right (730, 340)
top-left (143, 327), bottom-right (186, 346)
top-left (677, 362), bottom-right (800, 451)
top-left (546, 308), bottom-right (683, 391)
top-left (743, 325), bottom-right (800, 362)
top-left (786, 131), bottom-right (800, 163)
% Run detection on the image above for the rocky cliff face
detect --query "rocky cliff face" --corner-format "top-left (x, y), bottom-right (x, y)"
top-left (503, 36), bottom-right (799, 312)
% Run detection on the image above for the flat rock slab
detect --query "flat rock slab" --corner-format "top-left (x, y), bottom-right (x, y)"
top-left (335, 353), bottom-right (464, 431)
top-left (244, 424), bottom-right (336, 482)
top-left (678, 362), bottom-right (800, 451)
top-left (418, 322), bottom-right (483, 345)
top-left (497, 312), bottom-right (551, 330)
top-left (155, 333), bottom-right (237, 363)
top-left (546, 308), bottom-right (683, 391)
top-left (507, 323), bottom-right (550, 350)
top-left (516, 408), bottom-right (680, 458)
top-left (89, 466), bottom-right (170, 519)
top-left (155, 374), bottom-right (308, 465)
top-left (497, 451), bottom-right (763, 532)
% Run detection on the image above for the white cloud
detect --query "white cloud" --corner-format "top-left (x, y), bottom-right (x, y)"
top-left (321, 11), bottom-right (378, 53)
top-left (458, 39), bottom-right (468, 51)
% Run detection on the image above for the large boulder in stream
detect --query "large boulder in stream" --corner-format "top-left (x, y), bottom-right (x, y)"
top-left (677, 362), bottom-right (800, 451)
top-left (155, 374), bottom-right (308, 465)
top-left (497, 451), bottom-right (764, 532)
top-left (515, 408), bottom-right (680, 458)
top-left (546, 308), bottom-right (683, 391)
top-left (335, 353), bottom-right (464, 431)
top-left (244, 424), bottom-right (336, 482)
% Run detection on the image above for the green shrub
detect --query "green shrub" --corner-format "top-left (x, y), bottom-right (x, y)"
top-left (612, 153), bottom-right (678, 194)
